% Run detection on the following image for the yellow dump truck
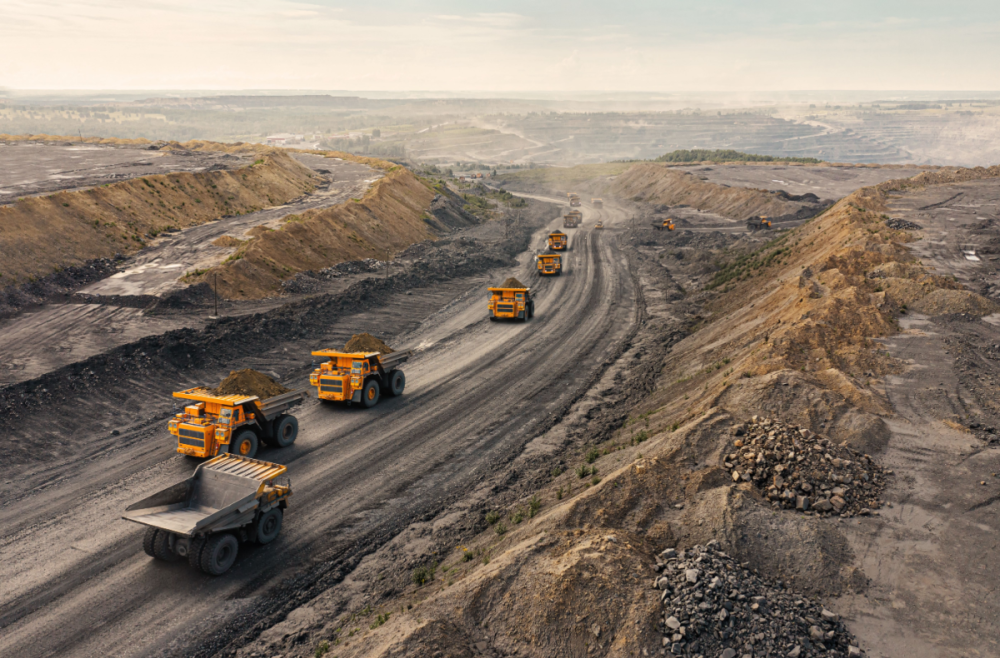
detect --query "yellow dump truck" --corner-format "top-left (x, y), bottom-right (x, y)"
top-left (595, 221), bottom-right (604, 229)
top-left (569, 193), bottom-right (581, 207)
top-left (169, 388), bottom-right (305, 459)
top-left (548, 231), bottom-right (568, 250)
top-left (488, 286), bottom-right (534, 321)
top-left (563, 210), bottom-right (582, 228)
top-left (310, 349), bottom-right (412, 408)
top-left (592, 198), bottom-right (603, 208)
top-left (537, 252), bottom-right (562, 275)
top-left (124, 454), bottom-right (291, 575)
top-left (653, 218), bottom-right (675, 231)
top-left (746, 216), bottom-right (772, 231)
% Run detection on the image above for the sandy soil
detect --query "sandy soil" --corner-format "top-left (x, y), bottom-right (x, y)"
top-left (674, 164), bottom-right (927, 199)
top-left (0, 142), bottom-right (250, 202)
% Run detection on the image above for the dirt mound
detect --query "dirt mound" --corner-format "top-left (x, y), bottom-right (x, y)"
top-left (499, 276), bottom-right (527, 289)
top-left (908, 288), bottom-right (1000, 316)
top-left (885, 217), bottom-right (923, 230)
top-left (211, 369), bottom-right (290, 399)
top-left (344, 333), bottom-right (393, 354)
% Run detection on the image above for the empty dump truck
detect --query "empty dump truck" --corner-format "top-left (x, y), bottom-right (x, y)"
top-left (537, 252), bottom-right (562, 275)
top-left (653, 218), bottom-right (675, 231)
top-left (310, 349), bottom-right (412, 408)
top-left (170, 388), bottom-right (304, 459)
top-left (563, 210), bottom-right (582, 228)
top-left (489, 284), bottom-right (534, 321)
top-left (548, 231), bottom-right (568, 250)
top-left (592, 198), bottom-right (603, 208)
top-left (124, 454), bottom-right (291, 575)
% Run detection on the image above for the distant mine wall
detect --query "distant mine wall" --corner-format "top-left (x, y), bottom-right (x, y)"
top-left (610, 162), bottom-right (804, 220)
top-left (201, 166), bottom-right (439, 298)
top-left (0, 140), bottom-right (317, 285)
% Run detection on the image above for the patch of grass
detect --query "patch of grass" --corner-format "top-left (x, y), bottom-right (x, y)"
top-left (495, 522), bottom-right (507, 536)
top-left (462, 548), bottom-right (474, 562)
top-left (585, 447), bottom-right (600, 464)
top-left (631, 430), bottom-right (649, 445)
top-left (315, 640), bottom-right (330, 657)
top-left (485, 510), bottom-right (500, 525)
top-left (411, 563), bottom-right (437, 587)
top-left (511, 508), bottom-right (525, 524)
top-left (655, 149), bottom-right (822, 164)
top-left (591, 475), bottom-right (602, 486)
top-left (575, 464), bottom-right (592, 479)
top-left (369, 612), bottom-right (390, 629)
top-left (550, 466), bottom-right (563, 477)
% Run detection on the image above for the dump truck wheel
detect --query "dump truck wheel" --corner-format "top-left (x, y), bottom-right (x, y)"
top-left (232, 430), bottom-right (258, 458)
top-left (200, 533), bottom-right (239, 576)
top-left (528, 302), bottom-right (535, 318)
top-left (255, 508), bottom-right (283, 545)
top-left (153, 530), bottom-right (180, 562)
top-left (272, 415), bottom-right (298, 448)
top-left (143, 527), bottom-right (159, 558)
top-left (362, 379), bottom-right (380, 408)
top-left (188, 536), bottom-right (207, 570)
top-left (386, 370), bottom-right (405, 396)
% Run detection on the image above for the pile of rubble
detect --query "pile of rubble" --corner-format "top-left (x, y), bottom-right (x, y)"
top-left (885, 217), bottom-right (922, 230)
top-left (653, 542), bottom-right (863, 657)
top-left (724, 416), bottom-right (888, 516)
top-left (317, 258), bottom-right (389, 279)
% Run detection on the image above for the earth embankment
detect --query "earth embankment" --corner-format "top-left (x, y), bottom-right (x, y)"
top-left (0, 140), bottom-right (316, 286)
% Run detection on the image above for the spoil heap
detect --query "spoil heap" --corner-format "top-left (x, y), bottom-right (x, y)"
top-left (344, 333), bottom-right (394, 354)
top-left (725, 417), bottom-right (888, 516)
top-left (211, 369), bottom-right (290, 399)
top-left (654, 542), bottom-right (863, 657)
top-left (499, 276), bottom-right (527, 289)
top-left (885, 217), bottom-right (922, 230)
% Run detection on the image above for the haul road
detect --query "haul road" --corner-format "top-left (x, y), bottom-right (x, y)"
top-left (0, 199), bottom-right (637, 657)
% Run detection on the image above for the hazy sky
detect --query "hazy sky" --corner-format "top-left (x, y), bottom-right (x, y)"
top-left (3, 0), bottom-right (1000, 91)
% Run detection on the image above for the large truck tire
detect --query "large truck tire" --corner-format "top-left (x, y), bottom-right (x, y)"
top-left (153, 530), bottom-right (180, 562)
top-left (200, 533), bottom-right (239, 576)
top-left (188, 536), bottom-right (207, 570)
top-left (362, 378), bottom-right (381, 408)
top-left (386, 370), bottom-right (406, 396)
top-left (528, 302), bottom-right (535, 318)
top-left (255, 508), bottom-right (283, 545)
top-left (231, 430), bottom-right (258, 459)
top-left (143, 527), bottom-right (159, 558)
top-left (272, 415), bottom-right (298, 448)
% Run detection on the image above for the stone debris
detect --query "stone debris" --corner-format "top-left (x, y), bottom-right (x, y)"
top-left (725, 417), bottom-right (887, 517)
top-left (884, 218), bottom-right (922, 230)
top-left (653, 542), bottom-right (863, 657)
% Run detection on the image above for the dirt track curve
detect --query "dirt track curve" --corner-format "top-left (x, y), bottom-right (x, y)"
top-left (0, 201), bottom-right (637, 657)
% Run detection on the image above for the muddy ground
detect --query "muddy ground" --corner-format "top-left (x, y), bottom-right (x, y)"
top-left (0, 141), bottom-right (251, 202)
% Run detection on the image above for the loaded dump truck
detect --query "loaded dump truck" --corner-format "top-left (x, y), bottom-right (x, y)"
top-left (169, 381), bottom-right (304, 460)
top-left (592, 198), bottom-right (603, 208)
top-left (548, 231), bottom-right (568, 250)
top-left (746, 216), bottom-right (772, 231)
top-left (123, 454), bottom-right (291, 575)
top-left (310, 348), bottom-right (412, 408)
top-left (489, 278), bottom-right (534, 321)
top-left (653, 218), bottom-right (675, 231)
top-left (568, 193), bottom-right (581, 207)
top-left (563, 210), bottom-right (582, 228)
top-left (595, 221), bottom-right (604, 230)
top-left (537, 252), bottom-right (562, 275)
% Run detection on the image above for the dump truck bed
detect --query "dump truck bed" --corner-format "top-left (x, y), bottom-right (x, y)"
top-left (123, 455), bottom-right (287, 537)
top-left (311, 349), bottom-right (413, 367)
top-left (256, 389), bottom-right (306, 420)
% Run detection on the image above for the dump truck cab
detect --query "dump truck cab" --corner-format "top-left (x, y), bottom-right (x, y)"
top-left (488, 287), bottom-right (534, 321)
top-left (310, 349), bottom-right (411, 408)
top-left (592, 198), bottom-right (603, 208)
top-left (537, 252), bottom-right (562, 275)
top-left (548, 231), bottom-right (568, 250)
top-left (169, 388), bottom-right (303, 460)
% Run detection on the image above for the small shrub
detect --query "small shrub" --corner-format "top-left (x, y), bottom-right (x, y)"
top-left (412, 564), bottom-right (435, 587)
top-left (575, 465), bottom-right (591, 479)
top-left (633, 430), bottom-right (649, 444)
top-left (315, 640), bottom-right (330, 657)
top-left (557, 487), bottom-right (563, 500)
top-left (495, 522), bottom-right (507, 536)
top-left (485, 510), bottom-right (499, 525)
top-left (482, 554), bottom-right (490, 565)
top-left (550, 466), bottom-right (563, 477)
top-left (462, 548), bottom-right (474, 562)
top-left (591, 476), bottom-right (602, 486)
top-left (511, 508), bottom-right (524, 524)
top-left (528, 495), bottom-right (541, 517)
top-left (585, 448), bottom-right (600, 464)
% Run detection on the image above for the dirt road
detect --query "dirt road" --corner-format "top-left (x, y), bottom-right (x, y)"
top-left (0, 201), bottom-right (637, 657)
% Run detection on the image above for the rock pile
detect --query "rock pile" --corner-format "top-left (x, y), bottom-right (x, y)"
top-left (885, 218), bottom-right (922, 230)
top-left (724, 416), bottom-right (887, 517)
top-left (654, 542), bottom-right (863, 657)
top-left (317, 258), bottom-right (388, 279)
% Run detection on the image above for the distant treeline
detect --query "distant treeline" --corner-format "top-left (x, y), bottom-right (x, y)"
top-left (655, 149), bottom-right (823, 164)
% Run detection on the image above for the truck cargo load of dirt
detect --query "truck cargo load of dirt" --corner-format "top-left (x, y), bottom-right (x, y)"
top-left (211, 369), bottom-right (290, 399)
top-left (499, 277), bottom-right (527, 289)
top-left (343, 333), bottom-right (394, 354)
